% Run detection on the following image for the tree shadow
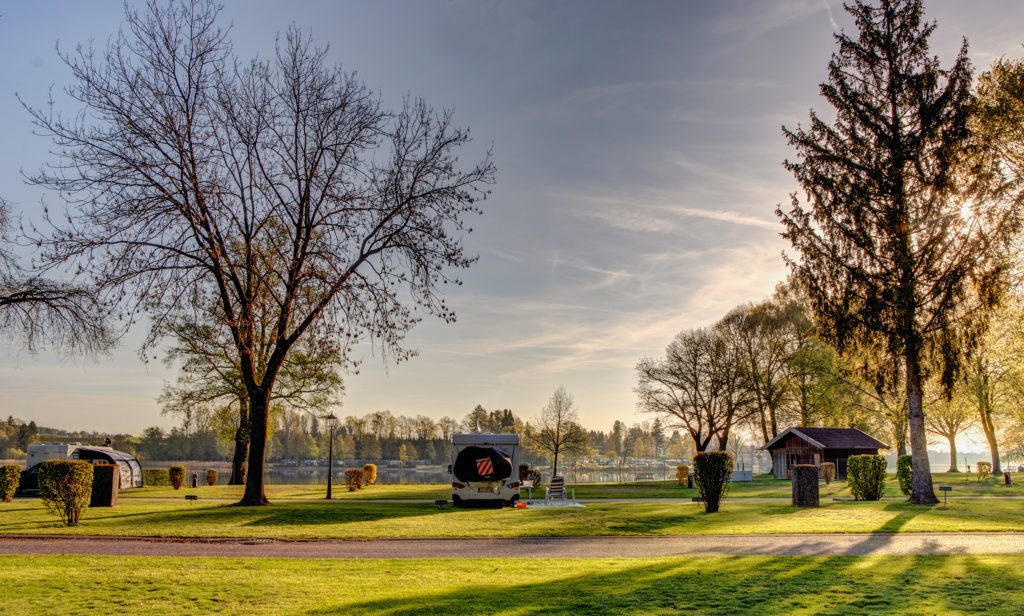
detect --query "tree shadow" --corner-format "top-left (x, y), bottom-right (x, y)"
top-left (306, 552), bottom-right (1024, 615)
top-left (0, 501), bottom-right (445, 534)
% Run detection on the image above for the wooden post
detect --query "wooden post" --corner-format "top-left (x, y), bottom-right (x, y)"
top-left (792, 464), bottom-right (819, 507)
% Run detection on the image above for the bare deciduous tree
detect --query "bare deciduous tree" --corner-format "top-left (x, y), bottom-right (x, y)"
top-left (24, 0), bottom-right (495, 504)
top-left (160, 309), bottom-right (344, 485)
top-left (636, 327), bottom-right (754, 453)
top-left (0, 200), bottom-right (110, 354)
top-left (528, 386), bottom-right (587, 477)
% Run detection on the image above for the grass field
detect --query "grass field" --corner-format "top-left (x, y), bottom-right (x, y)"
top-left (2, 553), bottom-right (1022, 614)
top-left (3, 496), bottom-right (1024, 539)
top-left (119, 471), bottom-right (1024, 500)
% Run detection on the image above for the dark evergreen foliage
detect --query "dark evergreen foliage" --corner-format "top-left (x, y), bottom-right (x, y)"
top-left (776, 0), bottom-right (1020, 504)
top-left (693, 451), bottom-right (734, 513)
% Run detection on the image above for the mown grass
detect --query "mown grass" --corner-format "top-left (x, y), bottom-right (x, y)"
top-left (2, 496), bottom-right (1023, 539)
top-left (2, 553), bottom-right (1023, 614)
top-left (121, 471), bottom-right (1023, 500)
top-left (120, 482), bottom-right (449, 500)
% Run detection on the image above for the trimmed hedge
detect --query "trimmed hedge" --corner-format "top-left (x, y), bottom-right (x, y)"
top-left (38, 460), bottom-right (93, 526)
top-left (693, 451), bottom-right (733, 513)
top-left (169, 465), bottom-right (186, 490)
top-left (676, 465), bottom-right (690, 485)
top-left (205, 469), bottom-right (218, 486)
top-left (143, 469), bottom-right (170, 487)
top-left (819, 462), bottom-right (836, 485)
top-left (362, 463), bottom-right (377, 486)
top-left (897, 455), bottom-right (913, 496)
top-left (0, 465), bottom-right (21, 502)
top-left (345, 468), bottom-right (365, 492)
top-left (848, 454), bottom-right (886, 501)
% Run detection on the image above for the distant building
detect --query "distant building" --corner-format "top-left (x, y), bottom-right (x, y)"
top-left (763, 427), bottom-right (888, 480)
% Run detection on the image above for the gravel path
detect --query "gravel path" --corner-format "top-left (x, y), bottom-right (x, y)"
top-left (2, 532), bottom-right (1023, 559)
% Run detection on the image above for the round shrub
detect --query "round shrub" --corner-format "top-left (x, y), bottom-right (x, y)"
top-left (169, 465), bottom-right (186, 490)
top-left (897, 454), bottom-right (913, 496)
top-left (676, 465), bottom-right (690, 485)
top-left (38, 460), bottom-right (94, 526)
top-left (819, 462), bottom-right (836, 485)
top-left (362, 463), bottom-right (377, 486)
top-left (847, 454), bottom-right (887, 501)
top-left (693, 451), bottom-right (733, 513)
top-left (143, 468), bottom-right (170, 487)
top-left (0, 465), bottom-right (22, 502)
top-left (345, 468), bottom-right (365, 492)
top-left (205, 469), bottom-right (218, 486)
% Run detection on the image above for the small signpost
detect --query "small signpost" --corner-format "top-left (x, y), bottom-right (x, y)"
top-left (185, 494), bottom-right (199, 506)
top-left (939, 485), bottom-right (952, 505)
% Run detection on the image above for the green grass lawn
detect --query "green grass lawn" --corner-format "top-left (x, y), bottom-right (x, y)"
top-left (120, 482), bottom-right (450, 500)
top-left (3, 496), bottom-right (1023, 539)
top-left (2, 554), bottom-right (1022, 614)
top-left (121, 471), bottom-right (1023, 500)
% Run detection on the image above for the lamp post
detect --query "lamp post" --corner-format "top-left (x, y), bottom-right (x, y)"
top-left (325, 412), bottom-right (338, 500)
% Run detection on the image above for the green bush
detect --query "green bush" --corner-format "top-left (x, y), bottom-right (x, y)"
top-left (819, 462), bottom-right (836, 485)
top-left (848, 454), bottom-right (887, 501)
top-left (169, 465), bottom-right (186, 490)
top-left (0, 465), bottom-right (21, 502)
top-left (205, 469), bottom-right (218, 486)
top-left (362, 463), bottom-right (377, 485)
top-left (693, 451), bottom-right (733, 513)
top-left (38, 460), bottom-right (93, 526)
top-left (345, 468), bottom-right (364, 492)
top-left (897, 454), bottom-right (913, 496)
top-left (143, 469), bottom-right (170, 487)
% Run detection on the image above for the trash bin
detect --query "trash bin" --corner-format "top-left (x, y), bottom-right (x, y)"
top-left (90, 463), bottom-right (119, 507)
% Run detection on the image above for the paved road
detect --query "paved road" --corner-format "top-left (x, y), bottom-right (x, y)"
top-left (2, 532), bottom-right (1023, 559)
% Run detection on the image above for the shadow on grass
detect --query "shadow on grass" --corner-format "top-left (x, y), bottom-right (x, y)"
top-left (307, 554), bottom-right (1024, 615)
top-left (0, 501), bottom-right (445, 534)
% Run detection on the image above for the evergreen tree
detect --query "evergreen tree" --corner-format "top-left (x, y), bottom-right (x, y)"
top-left (777, 0), bottom-right (1019, 503)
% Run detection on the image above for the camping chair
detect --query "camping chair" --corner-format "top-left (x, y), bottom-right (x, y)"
top-left (547, 475), bottom-right (566, 502)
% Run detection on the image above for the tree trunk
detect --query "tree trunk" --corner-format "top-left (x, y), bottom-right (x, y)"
top-left (946, 434), bottom-right (958, 473)
top-left (758, 407), bottom-right (774, 475)
top-left (229, 397), bottom-right (250, 486)
top-left (552, 449), bottom-right (559, 478)
top-left (979, 400), bottom-right (1002, 474)
top-left (906, 350), bottom-right (938, 504)
top-left (239, 388), bottom-right (270, 505)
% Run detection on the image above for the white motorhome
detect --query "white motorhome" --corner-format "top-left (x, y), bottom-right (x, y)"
top-left (450, 433), bottom-right (520, 508)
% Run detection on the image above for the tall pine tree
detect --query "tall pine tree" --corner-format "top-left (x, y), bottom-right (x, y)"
top-left (777, 0), bottom-right (1018, 504)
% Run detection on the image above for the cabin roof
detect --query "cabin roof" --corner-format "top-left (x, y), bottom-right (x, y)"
top-left (763, 427), bottom-right (888, 451)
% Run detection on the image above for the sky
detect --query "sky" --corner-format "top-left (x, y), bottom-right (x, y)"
top-left (1, 1), bottom-right (1023, 445)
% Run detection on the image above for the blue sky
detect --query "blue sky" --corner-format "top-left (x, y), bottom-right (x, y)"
top-left (1, 1), bottom-right (1023, 436)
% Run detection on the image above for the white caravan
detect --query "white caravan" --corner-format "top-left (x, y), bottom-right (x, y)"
top-left (450, 433), bottom-right (520, 508)
top-left (24, 443), bottom-right (144, 490)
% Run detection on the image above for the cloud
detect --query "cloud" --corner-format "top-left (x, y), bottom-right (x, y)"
top-left (579, 194), bottom-right (781, 233)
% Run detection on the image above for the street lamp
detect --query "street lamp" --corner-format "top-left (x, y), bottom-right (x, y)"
top-left (324, 412), bottom-right (338, 500)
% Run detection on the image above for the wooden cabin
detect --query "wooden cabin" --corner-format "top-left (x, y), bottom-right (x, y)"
top-left (763, 427), bottom-right (888, 480)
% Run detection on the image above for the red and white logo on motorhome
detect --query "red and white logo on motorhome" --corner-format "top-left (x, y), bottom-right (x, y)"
top-left (476, 457), bottom-right (493, 476)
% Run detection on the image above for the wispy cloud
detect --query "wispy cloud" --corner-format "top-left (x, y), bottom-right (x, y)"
top-left (579, 194), bottom-right (780, 232)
